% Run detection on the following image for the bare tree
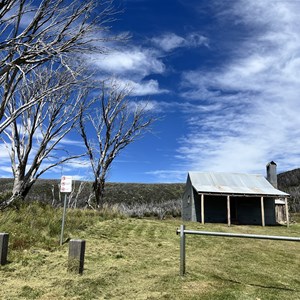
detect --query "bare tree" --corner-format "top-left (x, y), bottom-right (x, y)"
top-left (0, 64), bottom-right (88, 208)
top-left (79, 81), bottom-right (155, 207)
top-left (0, 0), bottom-right (121, 133)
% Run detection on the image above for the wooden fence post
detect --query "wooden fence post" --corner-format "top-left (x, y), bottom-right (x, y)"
top-left (0, 233), bottom-right (9, 265)
top-left (68, 239), bottom-right (86, 274)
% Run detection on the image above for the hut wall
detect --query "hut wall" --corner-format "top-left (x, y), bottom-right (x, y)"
top-left (192, 188), bottom-right (201, 222)
top-left (182, 176), bottom-right (194, 221)
top-left (275, 205), bottom-right (286, 223)
top-left (182, 186), bottom-right (191, 221)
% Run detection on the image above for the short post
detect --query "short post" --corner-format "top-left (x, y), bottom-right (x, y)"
top-left (68, 239), bottom-right (86, 275)
top-left (180, 225), bottom-right (186, 276)
top-left (0, 233), bottom-right (9, 265)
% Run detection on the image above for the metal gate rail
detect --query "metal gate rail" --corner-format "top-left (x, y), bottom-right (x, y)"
top-left (176, 225), bottom-right (300, 276)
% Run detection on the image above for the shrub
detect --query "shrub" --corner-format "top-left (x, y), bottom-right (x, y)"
top-left (116, 199), bottom-right (181, 219)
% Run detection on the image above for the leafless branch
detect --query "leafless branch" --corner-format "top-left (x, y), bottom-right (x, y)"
top-left (0, 0), bottom-right (125, 133)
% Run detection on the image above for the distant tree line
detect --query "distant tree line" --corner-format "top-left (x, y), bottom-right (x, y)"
top-left (278, 169), bottom-right (300, 212)
top-left (0, 178), bottom-right (184, 218)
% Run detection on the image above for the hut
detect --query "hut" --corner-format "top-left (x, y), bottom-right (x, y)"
top-left (182, 162), bottom-right (289, 226)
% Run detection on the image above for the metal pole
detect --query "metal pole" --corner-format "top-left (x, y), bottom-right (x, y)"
top-left (176, 229), bottom-right (300, 242)
top-left (176, 226), bottom-right (300, 276)
top-left (180, 225), bottom-right (186, 276)
top-left (60, 193), bottom-right (68, 246)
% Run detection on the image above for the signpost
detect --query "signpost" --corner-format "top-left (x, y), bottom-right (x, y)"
top-left (60, 176), bottom-right (72, 246)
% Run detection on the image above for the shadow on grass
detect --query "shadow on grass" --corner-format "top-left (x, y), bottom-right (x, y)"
top-left (212, 274), bottom-right (298, 292)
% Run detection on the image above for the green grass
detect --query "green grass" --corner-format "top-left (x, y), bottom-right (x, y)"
top-left (0, 203), bottom-right (300, 299)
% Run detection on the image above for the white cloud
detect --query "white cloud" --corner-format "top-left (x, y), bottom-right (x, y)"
top-left (86, 47), bottom-right (168, 97)
top-left (178, 0), bottom-right (300, 175)
top-left (114, 78), bottom-right (168, 96)
top-left (130, 80), bottom-right (167, 96)
top-left (152, 33), bottom-right (186, 52)
top-left (88, 48), bottom-right (165, 78)
top-left (152, 32), bottom-right (209, 52)
top-left (126, 98), bottom-right (224, 115)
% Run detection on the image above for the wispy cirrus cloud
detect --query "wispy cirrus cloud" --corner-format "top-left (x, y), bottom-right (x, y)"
top-left (176, 0), bottom-right (300, 175)
top-left (151, 32), bottom-right (209, 52)
top-left (128, 98), bottom-right (223, 114)
top-left (113, 78), bottom-right (168, 96)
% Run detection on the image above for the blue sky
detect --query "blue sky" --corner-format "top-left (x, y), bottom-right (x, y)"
top-left (2, 0), bottom-right (300, 183)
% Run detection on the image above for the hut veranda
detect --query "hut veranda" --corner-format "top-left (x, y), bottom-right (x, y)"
top-left (182, 162), bottom-right (289, 226)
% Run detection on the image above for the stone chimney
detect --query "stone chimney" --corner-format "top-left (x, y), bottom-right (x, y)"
top-left (266, 161), bottom-right (277, 188)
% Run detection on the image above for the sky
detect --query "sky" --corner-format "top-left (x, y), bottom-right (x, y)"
top-left (2, 0), bottom-right (300, 183)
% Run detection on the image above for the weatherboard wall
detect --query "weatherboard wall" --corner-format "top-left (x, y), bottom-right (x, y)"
top-left (182, 176), bottom-right (193, 221)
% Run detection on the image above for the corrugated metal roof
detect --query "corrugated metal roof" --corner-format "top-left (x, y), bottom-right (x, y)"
top-left (188, 172), bottom-right (289, 197)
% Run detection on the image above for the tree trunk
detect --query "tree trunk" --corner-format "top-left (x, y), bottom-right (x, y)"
top-left (93, 176), bottom-right (106, 208)
top-left (1, 176), bottom-right (35, 209)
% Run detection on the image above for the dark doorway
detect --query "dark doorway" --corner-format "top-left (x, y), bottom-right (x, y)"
top-left (230, 198), bottom-right (238, 224)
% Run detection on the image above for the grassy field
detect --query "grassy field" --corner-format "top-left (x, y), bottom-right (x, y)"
top-left (0, 204), bottom-right (300, 299)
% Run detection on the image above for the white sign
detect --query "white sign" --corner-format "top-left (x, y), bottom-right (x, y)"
top-left (60, 176), bottom-right (72, 193)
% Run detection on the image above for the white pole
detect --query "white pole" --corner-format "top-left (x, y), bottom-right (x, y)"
top-left (201, 194), bottom-right (205, 224)
top-left (261, 196), bottom-right (265, 227)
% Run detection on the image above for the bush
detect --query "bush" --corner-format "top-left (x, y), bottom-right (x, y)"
top-left (116, 199), bottom-right (181, 219)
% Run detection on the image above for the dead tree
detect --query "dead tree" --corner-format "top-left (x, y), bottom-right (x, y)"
top-left (0, 0), bottom-right (121, 133)
top-left (79, 80), bottom-right (155, 207)
top-left (0, 65), bottom-right (88, 208)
